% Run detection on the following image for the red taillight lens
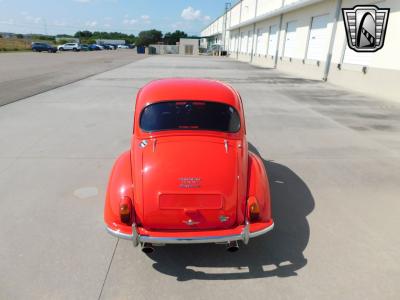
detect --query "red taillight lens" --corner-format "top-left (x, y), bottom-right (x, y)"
top-left (247, 196), bottom-right (260, 222)
top-left (119, 196), bottom-right (132, 225)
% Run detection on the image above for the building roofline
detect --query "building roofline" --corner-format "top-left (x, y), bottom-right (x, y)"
top-left (200, 1), bottom-right (242, 34)
top-left (201, 0), bottom-right (326, 35)
top-left (229, 0), bottom-right (325, 30)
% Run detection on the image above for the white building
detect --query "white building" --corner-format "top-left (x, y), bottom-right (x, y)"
top-left (179, 38), bottom-right (200, 55)
top-left (201, 0), bottom-right (400, 102)
top-left (96, 39), bottom-right (126, 45)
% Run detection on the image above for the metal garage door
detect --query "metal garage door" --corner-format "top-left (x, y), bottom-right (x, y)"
top-left (247, 30), bottom-right (253, 54)
top-left (267, 24), bottom-right (278, 56)
top-left (184, 45), bottom-right (194, 55)
top-left (307, 14), bottom-right (329, 61)
top-left (255, 27), bottom-right (267, 55)
top-left (343, 45), bottom-right (373, 66)
top-left (240, 32), bottom-right (246, 52)
top-left (283, 21), bottom-right (298, 58)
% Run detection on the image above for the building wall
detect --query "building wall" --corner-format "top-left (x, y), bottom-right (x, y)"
top-left (179, 39), bottom-right (200, 56)
top-left (230, 2), bottom-right (242, 27)
top-left (201, 0), bottom-right (400, 102)
top-left (257, 0), bottom-right (283, 16)
top-left (241, 0), bottom-right (257, 22)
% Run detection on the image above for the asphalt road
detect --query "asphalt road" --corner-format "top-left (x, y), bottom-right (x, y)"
top-left (0, 55), bottom-right (399, 300)
top-left (0, 50), bottom-right (146, 106)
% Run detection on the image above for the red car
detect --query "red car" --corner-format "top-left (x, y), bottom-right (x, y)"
top-left (104, 78), bottom-right (274, 253)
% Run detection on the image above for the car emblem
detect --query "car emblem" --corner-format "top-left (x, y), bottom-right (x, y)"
top-left (139, 140), bottom-right (148, 148)
top-left (179, 177), bottom-right (201, 188)
top-left (342, 5), bottom-right (390, 52)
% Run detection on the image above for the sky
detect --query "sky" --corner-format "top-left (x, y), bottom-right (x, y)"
top-left (0, 0), bottom-right (238, 36)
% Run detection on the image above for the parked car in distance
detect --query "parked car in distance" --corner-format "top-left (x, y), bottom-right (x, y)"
top-left (104, 79), bottom-right (274, 253)
top-left (117, 44), bottom-right (129, 49)
top-left (80, 44), bottom-right (90, 51)
top-left (31, 42), bottom-right (57, 53)
top-left (88, 44), bottom-right (103, 51)
top-left (103, 44), bottom-right (116, 50)
top-left (57, 43), bottom-right (81, 52)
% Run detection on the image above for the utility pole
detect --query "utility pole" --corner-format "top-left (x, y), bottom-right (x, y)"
top-left (222, 2), bottom-right (231, 54)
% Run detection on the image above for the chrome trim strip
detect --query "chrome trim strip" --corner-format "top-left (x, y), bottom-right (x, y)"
top-left (242, 220), bottom-right (250, 245)
top-left (105, 221), bottom-right (274, 244)
top-left (132, 224), bottom-right (139, 247)
top-left (106, 226), bottom-right (133, 240)
top-left (249, 222), bottom-right (275, 238)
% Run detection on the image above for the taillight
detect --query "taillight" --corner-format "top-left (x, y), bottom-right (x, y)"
top-left (119, 196), bottom-right (132, 225)
top-left (247, 196), bottom-right (260, 222)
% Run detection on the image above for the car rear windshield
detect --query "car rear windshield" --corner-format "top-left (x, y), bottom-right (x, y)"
top-left (140, 101), bottom-right (241, 133)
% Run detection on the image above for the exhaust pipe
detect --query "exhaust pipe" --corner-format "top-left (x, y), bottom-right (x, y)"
top-left (226, 241), bottom-right (239, 253)
top-left (141, 243), bottom-right (155, 254)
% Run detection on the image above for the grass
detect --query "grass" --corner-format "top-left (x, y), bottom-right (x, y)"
top-left (0, 38), bottom-right (56, 52)
top-left (0, 38), bottom-right (32, 52)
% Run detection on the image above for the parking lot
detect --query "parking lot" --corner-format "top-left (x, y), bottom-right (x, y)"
top-left (0, 50), bottom-right (144, 106)
top-left (0, 55), bottom-right (399, 299)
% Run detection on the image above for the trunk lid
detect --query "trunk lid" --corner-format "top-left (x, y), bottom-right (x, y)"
top-left (140, 137), bottom-right (238, 230)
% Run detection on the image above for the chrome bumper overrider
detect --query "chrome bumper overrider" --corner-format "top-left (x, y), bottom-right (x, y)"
top-left (106, 221), bottom-right (274, 246)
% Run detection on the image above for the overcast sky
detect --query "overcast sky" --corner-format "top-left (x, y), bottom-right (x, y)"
top-left (0, 0), bottom-right (239, 36)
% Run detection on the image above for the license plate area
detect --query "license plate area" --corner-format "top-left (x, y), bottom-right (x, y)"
top-left (159, 194), bottom-right (223, 210)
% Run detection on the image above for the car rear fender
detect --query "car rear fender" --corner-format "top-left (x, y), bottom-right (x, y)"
top-left (104, 151), bottom-right (135, 228)
top-left (247, 151), bottom-right (272, 222)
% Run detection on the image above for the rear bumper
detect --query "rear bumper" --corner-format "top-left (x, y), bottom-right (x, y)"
top-left (105, 220), bottom-right (274, 245)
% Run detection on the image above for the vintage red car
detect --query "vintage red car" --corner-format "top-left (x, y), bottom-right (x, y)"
top-left (104, 78), bottom-right (274, 253)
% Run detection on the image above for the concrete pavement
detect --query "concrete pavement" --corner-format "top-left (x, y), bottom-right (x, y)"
top-left (0, 50), bottom-right (145, 106)
top-left (0, 55), bottom-right (399, 300)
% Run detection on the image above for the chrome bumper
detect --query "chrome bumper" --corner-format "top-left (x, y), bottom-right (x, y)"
top-left (106, 221), bottom-right (274, 246)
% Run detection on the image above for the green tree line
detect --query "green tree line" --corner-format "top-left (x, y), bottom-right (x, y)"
top-left (73, 29), bottom-right (197, 46)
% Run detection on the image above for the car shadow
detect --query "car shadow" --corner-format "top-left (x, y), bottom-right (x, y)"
top-left (147, 143), bottom-right (314, 281)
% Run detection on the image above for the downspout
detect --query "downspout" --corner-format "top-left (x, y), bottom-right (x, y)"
top-left (237, 0), bottom-right (243, 60)
top-left (274, 14), bottom-right (283, 68)
top-left (250, 0), bottom-right (259, 63)
top-left (323, 0), bottom-right (342, 81)
top-left (237, 28), bottom-right (241, 59)
top-left (274, 0), bottom-right (285, 68)
top-left (229, 7), bottom-right (232, 54)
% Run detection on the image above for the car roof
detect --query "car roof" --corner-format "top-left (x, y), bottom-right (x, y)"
top-left (135, 78), bottom-right (241, 112)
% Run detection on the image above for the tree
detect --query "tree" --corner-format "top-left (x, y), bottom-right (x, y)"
top-left (16, 34), bottom-right (24, 39)
top-left (163, 30), bottom-right (188, 45)
top-left (73, 31), bottom-right (136, 44)
top-left (74, 31), bottom-right (93, 39)
top-left (136, 29), bottom-right (162, 46)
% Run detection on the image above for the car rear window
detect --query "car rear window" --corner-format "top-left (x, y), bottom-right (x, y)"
top-left (140, 101), bottom-right (241, 133)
